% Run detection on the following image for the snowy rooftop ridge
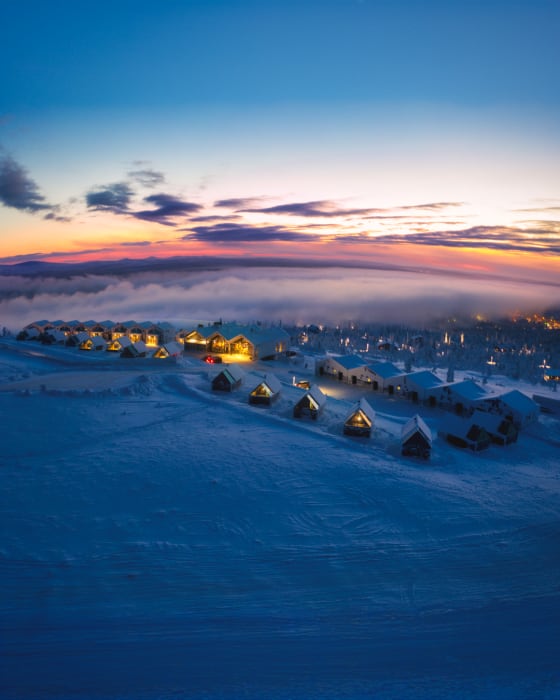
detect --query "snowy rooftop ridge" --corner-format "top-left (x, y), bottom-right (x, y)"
top-left (401, 413), bottom-right (432, 445)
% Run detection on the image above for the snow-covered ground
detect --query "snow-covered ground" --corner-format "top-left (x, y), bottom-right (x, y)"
top-left (1, 339), bottom-right (559, 699)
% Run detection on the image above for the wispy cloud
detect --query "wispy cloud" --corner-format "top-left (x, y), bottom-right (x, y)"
top-left (371, 223), bottom-right (560, 255)
top-left (240, 199), bottom-right (381, 218)
top-left (214, 197), bottom-right (269, 209)
top-left (0, 153), bottom-right (58, 215)
top-left (184, 222), bottom-right (314, 242)
top-left (189, 214), bottom-right (242, 223)
top-left (514, 206), bottom-right (560, 214)
top-left (86, 182), bottom-right (133, 213)
top-left (238, 199), bottom-right (466, 219)
top-left (133, 193), bottom-right (202, 226)
top-left (85, 179), bottom-right (202, 226)
top-left (398, 202), bottom-right (465, 211)
top-left (43, 210), bottom-right (72, 223)
top-left (127, 168), bottom-right (165, 188)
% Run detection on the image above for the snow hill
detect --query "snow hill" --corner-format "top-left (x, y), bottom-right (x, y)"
top-left (1, 339), bottom-right (559, 699)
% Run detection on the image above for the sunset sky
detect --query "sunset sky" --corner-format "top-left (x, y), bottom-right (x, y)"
top-left (1, 0), bottom-right (560, 288)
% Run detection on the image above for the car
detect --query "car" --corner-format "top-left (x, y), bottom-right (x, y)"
top-left (202, 354), bottom-right (223, 364)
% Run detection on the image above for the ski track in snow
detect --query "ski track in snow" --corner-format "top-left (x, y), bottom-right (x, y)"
top-left (1, 340), bottom-right (559, 699)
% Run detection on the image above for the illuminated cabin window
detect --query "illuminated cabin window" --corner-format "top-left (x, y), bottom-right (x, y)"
top-left (347, 411), bottom-right (371, 428)
top-left (129, 333), bottom-right (142, 343)
top-left (146, 334), bottom-right (158, 346)
top-left (252, 384), bottom-right (271, 397)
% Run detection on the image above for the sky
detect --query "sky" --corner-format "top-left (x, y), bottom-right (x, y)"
top-left (1, 0), bottom-right (560, 322)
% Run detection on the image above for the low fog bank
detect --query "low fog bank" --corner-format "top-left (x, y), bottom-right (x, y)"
top-left (0, 266), bottom-right (558, 331)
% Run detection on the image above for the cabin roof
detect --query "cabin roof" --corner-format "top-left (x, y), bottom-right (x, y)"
top-left (113, 336), bottom-right (132, 348)
top-left (193, 323), bottom-right (289, 345)
top-left (367, 361), bottom-right (401, 379)
top-left (329, 354), bottom-right (368, 371)
top-left (220, 364), bottom-right (245, 383)
top-left (256, 373), bottom-right (282, 394)
top-left (444, 379), bottom-right (488, 400)
top-left (74, 331), bottom-right (90, 341)
top-left (440, 414), bottom-right (487, 440)
top-left (401, 414), bottom-right (432, 445)
top-left (160, 341), bottom-right (183, 354)
top-left (496, 389), bottom-right (538, 415)
top-left (305, 384), bottom-right (327, 408)
top-left (345, 397), bottom-right (375, 424)
top-left (471, 410), bottom-right (515, 435)
top-left (406, 370), bottom-right (443, 390)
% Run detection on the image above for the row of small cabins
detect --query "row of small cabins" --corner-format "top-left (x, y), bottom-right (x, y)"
top-left (319, 354), bottom-right (539, 430)
top-left (214, 366), bottom-right (432, 458)
top-left (18, 322), bottom-right (538, 449)
top-left (213, 364), bottom-right (531, 456)
top-left (18, 320), bottom-right (290, 361)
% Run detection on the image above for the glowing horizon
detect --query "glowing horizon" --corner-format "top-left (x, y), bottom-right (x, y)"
top-left (1, 1), bottom-right (559, 294)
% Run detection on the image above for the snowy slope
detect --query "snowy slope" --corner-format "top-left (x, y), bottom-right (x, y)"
top-left (1, 340), bottom-right (559, 699)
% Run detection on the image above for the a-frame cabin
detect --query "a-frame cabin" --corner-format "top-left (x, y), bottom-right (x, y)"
top-left (343, 397), bottom-right (375, 437)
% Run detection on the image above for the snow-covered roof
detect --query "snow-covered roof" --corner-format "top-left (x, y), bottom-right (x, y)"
top-left (445, 379), bottom-right (487, 400)
top-left (230, 326), bottom-right (290, 345)
top-left (114, 336), bottom-right (132, 348)
top-left (131, 340), bottom-right (147, 353)
top-left (471, 410), bottom-right (514, 435)
top-left (405, 370), bottom-right (442, 390)
top-left (328, 354), bottom-right (368, 371)
top-left (368, 361), bottom-right (401, 379)
top-left (306, 384), bottom-right (327, 409)
top-left (262, 373), bottom-right (282, 394)
top-left (182, 326), bottom-right (220, 340)
top-left (27, 319), bottom-right (50, 327)
top-left (345, 397), bottom-right (375, 425)
top-left (401, 414), bottom-right (432, 445)
top-left (440, 414), bottom-right (486, 439)
top-left (222, 364), bottom-right (245, 384)
top-left (46, 330), bottom-right (67, 341)
top-left (496, 389), bottom-right (538, 416)
top-left (74, 331), bottom-right (90, 342)
top-left (160, 341), bottom-right (183, 355)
